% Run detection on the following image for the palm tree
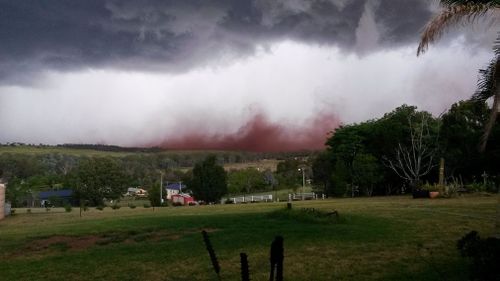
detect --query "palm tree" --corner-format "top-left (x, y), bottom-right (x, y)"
top-left (418, 1), bottom-right (500, 240)
top-left (417, 0), bottom-right (500, 152)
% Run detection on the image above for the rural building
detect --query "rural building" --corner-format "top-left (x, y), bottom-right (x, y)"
top-left (38, 189), bottom-right (75, 207)
top-left (164, 183), bottom-right (186, 199)
top-left (171, 194), bottom-right (195, 206)
top-left (125, 187), bottom-right (148, 198)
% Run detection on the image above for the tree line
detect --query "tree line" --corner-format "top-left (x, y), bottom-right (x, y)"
top-left (312, 101), bottom-right (500, 197)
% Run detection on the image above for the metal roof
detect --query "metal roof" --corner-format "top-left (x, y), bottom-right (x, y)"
top-left (38, 189), bottom-right (73, 199)
top-left (164, 183), bottom-right (185, 190)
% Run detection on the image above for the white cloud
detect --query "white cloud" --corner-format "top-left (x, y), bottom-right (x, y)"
top-left (0, 40), bottom-right (492, 146)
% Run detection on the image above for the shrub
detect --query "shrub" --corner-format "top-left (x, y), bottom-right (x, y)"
top-left (224, 199), bottom-right (234, 204)
top-left (457, 231), bottom-right (500, 281)
top-left (111, 204), bottom-right (121, 210)
top-left (96, 205), bottom-right (105, 211)
top-left (442, 182), bottom-right (460, 198)
top-left (128, 204), bottom-right (136, 209)
top-left (64, 204), bottom-right (72, 213)
top-left (421, 183), bottom-right (440, 192)
top-left (143, 203), bottom-right (151, 208)
top-left (10, 209), bottom-right (16, 216)
top-left (172, 202), bottom-right (183, 207)
top-left (26, 208), bottom-right (31, 214)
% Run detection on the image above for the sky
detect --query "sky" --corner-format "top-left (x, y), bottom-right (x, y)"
top-left (0, 0), bottom-right (497, 151)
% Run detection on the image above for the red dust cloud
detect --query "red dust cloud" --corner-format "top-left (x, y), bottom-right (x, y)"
top-left (159, 112), bottom-right (340, 152)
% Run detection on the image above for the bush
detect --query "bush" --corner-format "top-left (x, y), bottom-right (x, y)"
top-left (10, 209), bottom-right (16, 216)
top-left (172, 202), bottom-right (183, 207)
top-left (111, 205), bottom-right (121, 210)
top-left (442, 182), bottom-right (460, 198)
top-left (224, 199), bottom-right (234, 204)
top-left (143, 203), bottom-right (151, 208)
top-left (96, 205), bottom-right (105, 211)
top-left (26, 208), bottom-right (31, 214)
top-left (64, 204), bottom-right (72, 213)
top-left (457, 231), bottom-right (500, 281)
top-left (128, 204), bottom-right (136, 209)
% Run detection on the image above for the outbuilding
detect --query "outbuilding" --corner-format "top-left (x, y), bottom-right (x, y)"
top-left (38, 189), bottom-right (75, 207)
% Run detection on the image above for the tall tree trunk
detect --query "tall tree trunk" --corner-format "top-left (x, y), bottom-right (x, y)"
top-left (479, 58), bottom-right (500, 152)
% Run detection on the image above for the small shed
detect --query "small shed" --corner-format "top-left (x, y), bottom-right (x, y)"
top-left (171, 194), bottom-right (195, 206)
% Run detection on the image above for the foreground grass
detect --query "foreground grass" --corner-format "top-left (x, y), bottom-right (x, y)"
top-left (0, 196), bottom-right (497, 281)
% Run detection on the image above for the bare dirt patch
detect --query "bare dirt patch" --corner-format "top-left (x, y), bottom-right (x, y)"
top-left (11, 228), bottom-right (219, 258)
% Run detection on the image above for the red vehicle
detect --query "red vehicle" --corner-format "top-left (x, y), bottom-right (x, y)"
top-left (171, 194), bottom-right (196, 206)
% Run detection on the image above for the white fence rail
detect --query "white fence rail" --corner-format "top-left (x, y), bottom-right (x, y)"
top-left (224, 194), bottom-right (273, 204)
top-left (288, 192), bottom-right (326, 201)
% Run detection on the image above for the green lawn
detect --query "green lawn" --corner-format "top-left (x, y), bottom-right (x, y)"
top-left (0, 196), bottom-right (498, 281)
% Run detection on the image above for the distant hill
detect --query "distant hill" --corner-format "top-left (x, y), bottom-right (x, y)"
top-left (0, 143), bottom-right (315, 160)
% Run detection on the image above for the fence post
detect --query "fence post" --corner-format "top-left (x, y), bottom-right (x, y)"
top-left (269, 236), bottom-right (284, 281)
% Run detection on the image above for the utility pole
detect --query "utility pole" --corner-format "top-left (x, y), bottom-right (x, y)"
top-left (298, 167), bottom-right (305, 199)
top-left (160, 172), bottom-right (164, 204)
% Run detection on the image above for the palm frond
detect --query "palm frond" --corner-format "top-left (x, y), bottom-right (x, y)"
top-left (472, 59), bottom-right (498, 102)
top-left (417, 3), bottom-right (496, 56)
top-left (472, 34), bottom-right (499, 102)
top-left (472, 34), bottom-right (500, 152)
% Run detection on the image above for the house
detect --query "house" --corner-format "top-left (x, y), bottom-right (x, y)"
top-left (171, 193), bottom-right (196, 206)
top-left (126, 187), bottom-right (148, 198)
top-left (164, 183), bottom-right (186, 200)
top-left (38, 189), bottom-right (74, 207)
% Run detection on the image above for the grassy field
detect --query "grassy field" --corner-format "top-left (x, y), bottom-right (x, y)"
top-left (223, 159), bottom-right (281, 172)
top-left (0, 195), bottom-right (498, 281)
top-left (0, 146), bottom-right (244, 158)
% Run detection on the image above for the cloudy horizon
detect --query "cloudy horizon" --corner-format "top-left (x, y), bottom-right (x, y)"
top-left (0, 0), bottom-right (497, 151)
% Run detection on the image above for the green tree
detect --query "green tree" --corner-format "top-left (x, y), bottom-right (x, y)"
top-left (148, 183), bottom-right (162, 210)
top-left (275, 158), bottom-right (303, 190)
top-left (440, 100), bottom-right (488, 177)
top-left (311, 151), bottom-right (334, 195)
top-left (74, 157), bottom-right (128, 213)
top-left (352, 153), bottom-right (382, 196)
top-left (227, 168), bottom-right (266, 194)
top-left (189, 156), bottom-right (227, 203)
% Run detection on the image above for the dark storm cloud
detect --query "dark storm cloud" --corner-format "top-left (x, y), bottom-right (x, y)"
top-left (0, 0), bottom-right (434, 83)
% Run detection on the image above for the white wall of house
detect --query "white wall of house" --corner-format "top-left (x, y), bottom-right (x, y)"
top-left (166, 189), bottom-right (179, 200)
